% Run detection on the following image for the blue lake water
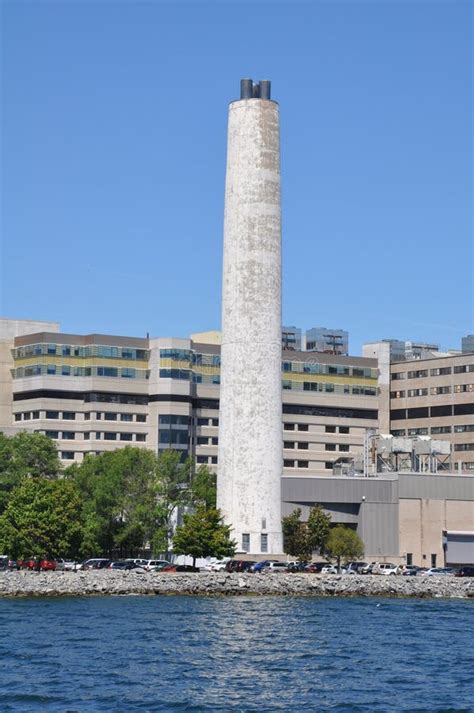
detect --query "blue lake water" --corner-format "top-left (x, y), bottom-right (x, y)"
top-left (0, 595), bottom-right (472, 712)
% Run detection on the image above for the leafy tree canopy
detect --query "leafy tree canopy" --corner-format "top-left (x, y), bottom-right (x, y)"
top-left (172, 507), bottom-right (236, 566)
top-left (282, 505), bottom-right (332, 561)
top-left (0, 432), bottom-right (61, 515)
top-left (325, 526), bottom-right (364, 571)
top-left (189, 465), bottom-right (216, 511)
top-left (0, 477), bottom-right (84, 559)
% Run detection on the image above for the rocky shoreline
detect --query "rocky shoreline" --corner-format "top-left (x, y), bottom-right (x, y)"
top-left (1, 570), bottom-right (473, 599)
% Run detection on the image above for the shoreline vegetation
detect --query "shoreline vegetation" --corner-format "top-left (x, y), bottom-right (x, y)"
top-left (1, 571), bottom-right (473, 599)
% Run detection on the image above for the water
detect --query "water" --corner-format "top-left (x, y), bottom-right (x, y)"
top-left (0, 596), bottom-right (472, 712)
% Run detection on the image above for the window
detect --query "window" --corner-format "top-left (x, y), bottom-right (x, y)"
top-left (407, 389), bottom-right (428, 397)
top-left (391, 407), bottom-right (406, 419)
top-left (211, 437), bottom-right (218, 446)
top-left (454, 404), bottom-right (474, 416)
top-left (196, 455), bottom-right (208, 463)
top-left (121, 368), bottom-right (136, 379)
top-left (391, 429), bottom-right (406, 437)
top-left (454, 364), bottom-right (474, 374)
top-left (83, 432), bottom-right (90, 440)
top-left (136, 414), bottom-right (146, 423)
top-left (120, 433), bottom-right (133, 441)
top-left (430, 386), bottom-right (451, 395)
top-left (406, 553), bottom-right (413, 566)
top-left (392, 372), bottom-right (406, 381)
top-left (14, 413), bottom-right (22, 421)
top-left (339, 426), bottom-right (349, 434)
top-left (325, 426), bottom-right (336, 433)
top-left (390, 391), bottom-right (405, 399)
top-left (408, 428), bottom-right (429, 436)
top-left (211, 456), bottom-right (217, 464)
top-left (61, 451), bottom-right (75, 460)
top-left (197, 436), bottom-right (209, 445)
top-left (211, 418), bottom-right (219, 427)
top-left (430, 367), bottom-right (452, 376)
top-left (46, 411), bottom-right (59, 419)
top-left (297, 442), bottom-right (309, 450)
top-left (454, 444), bottom-right (474, 451)
top-left (454, 424), bottom-right (474, 433)
top-left (431, 405), bottom-right (452, 418)
top-left (325, 444), bottom-right (336, 451)
top-left (104, 432), bottom-right (117, 441)
top-left (325, 462), bottom-right (333, 470)
top-left (197, 418), bottom-right (209, 426)
top-left (284, 423), bottom-right (295, 431)
top-left (408, 370), bottom-right (428, 379)
top-left (284, 441), bottom-right (295, 449)
top-left (242, 533), bottom-right (250, 552)
top-left (96, 412), bottom-right (102, 420)
top-left (339, 444), bottom-right (349, 452)
top-left (454, 384), bottom-right (474, 393)
top-left (136, 433), bottom-right (146, 442)
top-left (63, 412), bottom-right (75, 420)
top-left (45, 431), bottom-right (59, 439)
top-left (431, 554), bottom-right (437, 568)
top-left (298, 424), bottom-right (309, 432)
top-left (407, 407), bottom-right (429, 419)
top-left (431, 426), bottom-right (452, 434)
top-left (62, 346), bottom-right (71, 356)
top-left (159, 415), bottom-right (190, 426)
top-left (61, 365), bottom-right (71, 376)
top-left (46, 365), bottom-right (56, 375)
top-left (47, 344), bottom-right (56, 355)
top-left (104, 413), bottom-right (118, 421)
top-left (97, 367), bottom-right (118, 377)
top-left (261, 534), bottom-right (268, 553)
top-left (62, 432), bottom-right (75, 440)
top-left (32, 411), bottom-right (39, 419)
top-left (120, 413), bottom-right (133, 422)
top-left (297, 461), bottom-right (308, 468)
top-left (284, 459), bottom-right (295, 467)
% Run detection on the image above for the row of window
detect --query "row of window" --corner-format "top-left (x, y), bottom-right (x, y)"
top-left (284, 460), bottom-right (309, 468)
top-left (196, 455), bottom-right (218, 464)
top-left (391, 425), bottom-right (474, 436)
top-left (159, 369), bottom-right (220, 384)
top-left (44, 431), bottom-right (146, 442)
top-left (13, 365), bottom-right (149, 379)
top-left (15, 410), bottom-right (147, 423)
top-left (391, 403), bottom-right (474, 420)
top-left (160, 349), bottom-right (220, 367)
top-left (241, 533), bottom-right (268, 553)
top-left (392, 364), bottom-right (474, 380)
top-left (14, 344), bottom-right (149, 361)
top-left (284, 423), bottom-right (350, 434)
top-left (392, 385), bottom-right (474, 398)
top-left (197, 436), bottom-right (219, 446)
top-left (282, 362), bottom-right (377, 379)
top-left (454, 443), bottom-right (474, 452)
top-left (296, 382), bottom-right (377, 396)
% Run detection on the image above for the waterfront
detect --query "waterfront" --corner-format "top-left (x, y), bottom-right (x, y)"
top-left (0, 596), bottom-right (472, 712)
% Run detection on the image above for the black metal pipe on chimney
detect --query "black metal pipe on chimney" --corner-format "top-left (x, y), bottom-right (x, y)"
top-left (259, 80), bottom-right (271, 100)
top-left (240, 79), bottom-right (253, 99)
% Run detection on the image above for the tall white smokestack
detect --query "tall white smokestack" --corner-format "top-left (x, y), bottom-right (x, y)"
top-left (217, 79), bottom-right (283, 556)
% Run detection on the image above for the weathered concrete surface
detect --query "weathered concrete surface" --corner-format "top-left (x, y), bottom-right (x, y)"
top-left (218, 95), bottom-right (283, 555)
top-left (1, 572), bottom-right (473, 599)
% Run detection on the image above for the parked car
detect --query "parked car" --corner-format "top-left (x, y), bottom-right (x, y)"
top-left (79, 559), bottom-right (111, 570)
top-left (151, 562), bottom-right (172, 572)
top-left (321, 565), bottom-right (339, 574)
top-left (0, 556), bottom-right (9, 571)
top-left (360, 562), bottom-right (377, 574)
top-left (305, 562), bottom-right (328, 573)
top-left (124, 558), bottom-right (149, 568)
top-left (109, 561), bottom-right (146, 570)
top-left (40, 558), bottom-right (57, 571)
top-left (251, 560), bottom-right (279, 573)
top-left (202, 558), bottom-right (230, 572)
top-left (373, 563), bottom-right (399, 575)
top-left (420, 567), bottom-right (456, 576)
top-left (288, 562), bottom-right (309, 573)
top-left (55, 558), bottom-right (66, 571)
top-left (345, 562), bottom-right (368, 574)
top-left (455, 567), bottom-right (474, 577)
top-left (161, 564), bottom-right (200, 573)
top-left (261, 562), bottom-right (289, 573)
top-left (401, 565), bottom-right (422, 576)
top-left (143, 559), bottom-right (171, 572)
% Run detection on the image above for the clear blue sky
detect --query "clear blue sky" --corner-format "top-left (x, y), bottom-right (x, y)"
top-left (1, 0), bottom-right (472, 354)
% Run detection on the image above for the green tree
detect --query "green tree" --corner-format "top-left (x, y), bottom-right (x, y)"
top-left (0, 477), bottom-right (84, 558)
top-left (282, 508), bottom-right (310, 560)
top-left (189, 464), bottom-right (216, 510)
top-left (154, 450), bottom-right (192, 554)
top-left (172, 507), bottom-right (236, 567)
top-left (282, 505), bottom-right (332, 561)
top-left (306, 505), bottom-right (332, 555)
top-left (66, 448), bottom-right (162, 557)
top-left (326, 526), bottom-right (364, 572)
top-left (0, 432), bottom-right (61, 514)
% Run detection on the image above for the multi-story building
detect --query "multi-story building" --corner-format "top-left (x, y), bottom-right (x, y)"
top-left (305, 327), bottom-right (349, 356)
top-left (2, 321), bottom-right (379, 475)
top-left (462, 335), bottom-right (474, 354)
top-left (382, 339), bottom-right (440, 362)
top-left (281, 326), bottom-right (302, 351)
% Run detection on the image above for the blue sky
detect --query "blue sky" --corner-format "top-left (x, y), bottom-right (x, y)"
top-left (1, 0), bottom-right (472, 354)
